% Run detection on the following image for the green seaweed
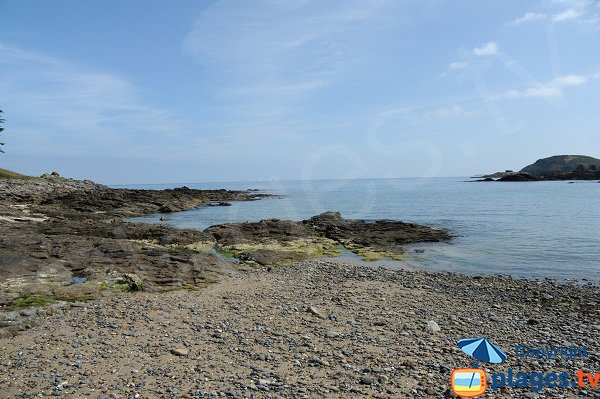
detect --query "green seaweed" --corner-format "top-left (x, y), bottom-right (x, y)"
top-left (341, 242), bottom-right (405, 262)
top-left (14, 295), bottom-right (56, 308)
top-left (221, 237), bottom-right (342, 259)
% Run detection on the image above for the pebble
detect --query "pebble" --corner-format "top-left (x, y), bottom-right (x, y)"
top-left (0, 260), bottom-right (598, 399)
top-left (426, 320), bottom-right (441, 333)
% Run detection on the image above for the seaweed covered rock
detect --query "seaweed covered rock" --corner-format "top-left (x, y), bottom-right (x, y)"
top-left (206, 212), bottom-right (452, 264)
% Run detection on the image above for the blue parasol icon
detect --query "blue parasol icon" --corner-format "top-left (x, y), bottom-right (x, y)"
top-left (458, 337), bottom-right (507, 364)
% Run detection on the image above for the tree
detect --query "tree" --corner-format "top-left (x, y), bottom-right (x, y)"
top-left (0, 109), bottom-right (4, 153)
top-left (575, 164), bottom-right (585, 172)
top-left (590, 164), bottom-right (597, 171)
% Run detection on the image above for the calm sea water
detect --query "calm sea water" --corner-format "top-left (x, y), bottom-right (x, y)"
top-left (124, 178), bottom-right (600, 282)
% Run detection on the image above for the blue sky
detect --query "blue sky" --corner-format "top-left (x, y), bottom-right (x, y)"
top-left (1, 0), bottom-right (599, 184)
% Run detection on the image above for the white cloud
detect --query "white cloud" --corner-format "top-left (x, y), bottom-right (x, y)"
top-left (426, 105), bottom-right (476, 118)
top-left (473, 42), bottom-right (499, 56)
top-left (0, 42), bottom-right (183, 157)
top-left (552, 74), bottom-right (587, 86)
top-left (498, 89), bottom-right (522, 99)
top-left (448, 62), bottom-right (469, 70)
top-left (524, 85), bottom-right (563, 97)
top-left (509, 12), bottom-right (547, 25)
top-left (490, 74), bottom-right (587, 100)
top-left (507, 1), bottom-right (599, 26)
top-left (553, 8), bottom-right (584, 21)
top-left (439, 61), bottom-right (469, 78)
top-left (183, 0), bottom-right (398, 138)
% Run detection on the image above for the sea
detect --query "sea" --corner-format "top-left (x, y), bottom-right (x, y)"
top-left (122, 178), bottom-right (600, 282)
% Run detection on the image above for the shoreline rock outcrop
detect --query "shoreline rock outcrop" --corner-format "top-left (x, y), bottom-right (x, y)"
top-left (205, 211), bottom-right (452, 265)
top-left (0, 176), bottom-right (271, 312)
top-left (0, 177), bottom-right (451, 315)
top-left (475, 155), bottom-right (600, 182)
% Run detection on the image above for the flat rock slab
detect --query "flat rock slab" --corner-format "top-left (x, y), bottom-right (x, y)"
top-left (205, 211), bottom-right (452, 265)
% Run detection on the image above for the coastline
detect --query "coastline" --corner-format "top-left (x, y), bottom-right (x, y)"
top-left (0, 176), bottom-right (599, 397)
top-left (1, 260), bottom-right (598, 397)
top-left (0, 176), bottom-right (451, 315)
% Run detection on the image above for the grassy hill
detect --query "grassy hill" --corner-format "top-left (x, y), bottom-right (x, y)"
top-left (520, 155), bottom-right (600, 176)
top-left (0, 167), bottom-right (31, 179)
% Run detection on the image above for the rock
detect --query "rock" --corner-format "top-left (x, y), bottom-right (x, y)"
top-left (206, 201), bottom-right (232, 207)
top-left (426, 320), bottom-right (441, 333)
top-left (307, 306), bottom-right (327, 319)
top-left (205, 211), bottom-right (452, 266)
top-left (359, 376), bottom-right (376, 385)
top-left (158, 204), bottom-right (176, 213)
top-left (120, 274), bottom-right (144, 292)
top-left (498, 173), bottom-right (542, 182)
top-left (170, 347), bottom-right (189, 357)
top-left (0, 292), bottom-right (20, 306)
top-left (18, 309), bottom-right (36, 317)
top-left (444, 388), bottom-right (457, 397)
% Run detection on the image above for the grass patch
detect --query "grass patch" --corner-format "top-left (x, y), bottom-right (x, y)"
top-left (0, 167), bottom-right (31, 180)
top-left (94, 280), bottom-right (135, 292)
top-left (14, 295), bottom-right (56, 308)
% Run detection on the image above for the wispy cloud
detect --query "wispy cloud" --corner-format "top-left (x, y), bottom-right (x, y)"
top-left (525, 74), bottom-right (586, 97)
top-left (509, 12), bottom-right (548, 25)
top-left (439, 61), bottom-right (469, 78)
top-left (183, 0), bottom-right (399, 138)
top-left (426, 105), bottom-right (476, 118)
top-left (0, 43), bottom-right (183, 157)
top-left (491, 74), bottom-right (587, 99)
top-left (449, 62), bottom-right (469, 70)
top-left (507, 0), bottom-right (600, 26)
top-left (473, 42), bottom-right (499, 56)
top-left (553, 8), bottom-right (584, 21)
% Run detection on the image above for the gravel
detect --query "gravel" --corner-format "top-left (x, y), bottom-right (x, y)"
top-left (0, 260), bottom-right (598, 398)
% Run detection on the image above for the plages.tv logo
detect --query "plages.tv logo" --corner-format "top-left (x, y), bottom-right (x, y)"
top-left (450, 337), bottom-right (508, 398)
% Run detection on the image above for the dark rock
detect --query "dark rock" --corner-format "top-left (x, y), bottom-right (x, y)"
top-left (498, 173), bottom-right (542, 182)
top-left (206, 201), bottom-right (232, 207)
top-left (360, 376), bottom-right (376, 385)
top-left (158, 205), bottom-right (176, 213)
top-left (205, 211), bottom-right (452, 266)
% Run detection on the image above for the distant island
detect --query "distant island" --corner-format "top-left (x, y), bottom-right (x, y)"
top-left (476, 155), bottom-right (600, 181)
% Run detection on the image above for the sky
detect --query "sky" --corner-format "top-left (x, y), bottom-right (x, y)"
top-left (1, 0), bottom-right (599, 184)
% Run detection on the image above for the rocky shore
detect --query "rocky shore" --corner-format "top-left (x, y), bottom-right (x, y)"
top-left (1, 175), bottom-right (599, 398)
top-left (0, 261), bottom-right (598, 398)
top-left (0, 176), bottom-right (272, 312)
top-left (0, 176), bottom-right (451, 317)
top-left (206, 211), bottom-right (451, 266)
